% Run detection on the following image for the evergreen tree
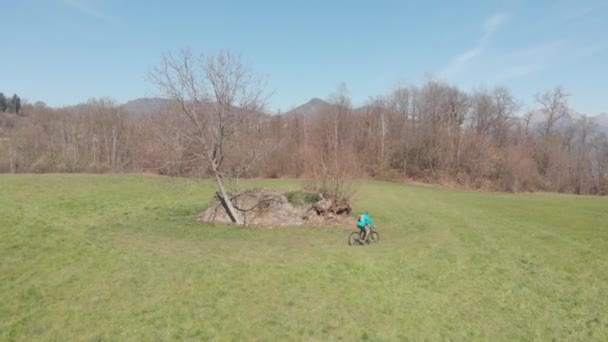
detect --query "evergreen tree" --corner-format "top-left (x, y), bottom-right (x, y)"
top-left (13, 94), bottom-right (21, 115)
top-left (0, 93), bottom-right (6, 112)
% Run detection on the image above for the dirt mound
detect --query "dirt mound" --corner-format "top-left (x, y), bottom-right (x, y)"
top-left (198, 189), bottom-right (355, 227)
top-left (198, 189), bottom-right (305, 226)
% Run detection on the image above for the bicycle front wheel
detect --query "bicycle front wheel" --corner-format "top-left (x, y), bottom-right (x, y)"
top-left (370, 231), bottom-right (380, 243)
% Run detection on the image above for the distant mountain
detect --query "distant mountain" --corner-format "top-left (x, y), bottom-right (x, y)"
top-left (285, 98), bottom-right (332, 116)
top-left (521, 109), bottom-right (608, 134)
top-left (122, 98), bottom-right (171, 115)
top-left (114, 97), bottom-right (608, 135)
top-left (595, 113), bottom-right (608, 133)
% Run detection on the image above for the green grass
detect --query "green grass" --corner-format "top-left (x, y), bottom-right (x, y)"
top-left (1, 174), bottom-right (607, 341)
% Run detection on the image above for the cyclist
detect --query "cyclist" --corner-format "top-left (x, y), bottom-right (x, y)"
top-left (357, 211), bottom-right (375, 243)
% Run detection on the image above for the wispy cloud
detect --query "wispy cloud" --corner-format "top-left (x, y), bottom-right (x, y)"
top-left (482, 12), bottom-right (510, 42)
top-left (559, 3), bottom-right (607, 24)
top-left (502, 40), bottom-right (564, 63)
top-left (572, 42), bottom-right (608, 59)
top-left (63, 0), bottom-right (116, 23)
top-left (492, 40), bottom-right (607, 82)
top-left (441, 11), bottom-right (510, 77)
top-left (491, 40), bottom-right (563, 81)
top-left (494, 65), bottom-right (535, 81)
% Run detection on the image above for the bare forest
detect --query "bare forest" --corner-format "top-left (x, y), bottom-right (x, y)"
top-left (1, 75), bottom-right (607, 195)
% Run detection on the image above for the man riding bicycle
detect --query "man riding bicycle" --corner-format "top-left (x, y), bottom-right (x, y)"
top-left (357, 211), bottom-right (375, 243)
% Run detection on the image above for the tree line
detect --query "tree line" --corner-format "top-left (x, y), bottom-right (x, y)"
top-left (1, 53), bottom-right (607, 196)
top-left (271, 83), bottom-right (607, 195)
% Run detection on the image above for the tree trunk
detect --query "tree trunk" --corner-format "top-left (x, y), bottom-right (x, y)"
top-left (214, 172), bottom-right (243, 224)
top-left (209, 156), bottom-right (243, 225)
top-left (104, 134), bottom-right (110, 166)
top-left (455, 129), bottom-right (463, 172)
top-left (303, 115), bottom-right (307, 150)
top-left (333, 115), bottom-right (339, 174)
top-left (380, 111), bottom-right (386, 164)
top-left (8, 138), bottom-right (15, 173)
top-left (111, 128), bottom-right (118, 169)
top-left (92, 136), bottom-right (97, 167)
top-left (402, 111), bottom-right (408, 175)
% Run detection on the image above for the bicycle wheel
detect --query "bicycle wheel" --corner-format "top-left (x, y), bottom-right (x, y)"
top-left (348, 232), bottom-right (362, 246)
top-left (369, 231), bottom-right (380, 243)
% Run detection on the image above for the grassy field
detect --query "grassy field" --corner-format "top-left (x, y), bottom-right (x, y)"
top-left (1, 174), bottom-right (607, 341)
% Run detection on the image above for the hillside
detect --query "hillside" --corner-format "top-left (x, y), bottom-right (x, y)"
top-left (1, 174), bottom-right (607, 340)
top-left (285, 98), bottom-right (333, 116)
top-left (122, 97), bottom-right (171, 115)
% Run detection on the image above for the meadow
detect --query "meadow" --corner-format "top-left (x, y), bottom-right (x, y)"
top-left (1, 174), bottom-right (607, 340)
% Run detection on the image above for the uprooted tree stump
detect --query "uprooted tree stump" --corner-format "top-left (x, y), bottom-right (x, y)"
top-left (197, 189), bottom-right (355, 227)
top-left (311, 193), bottom-right (352, 216)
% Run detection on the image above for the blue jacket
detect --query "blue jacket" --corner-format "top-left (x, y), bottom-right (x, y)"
top-left (357, 213), bottom-right (375, 228)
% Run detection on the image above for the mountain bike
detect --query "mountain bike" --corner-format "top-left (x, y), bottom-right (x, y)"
top-left (348, 226), bottom-right (379, 246)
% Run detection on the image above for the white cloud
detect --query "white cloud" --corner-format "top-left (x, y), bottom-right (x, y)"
top-left (441, 11), bottom-right (510, 77)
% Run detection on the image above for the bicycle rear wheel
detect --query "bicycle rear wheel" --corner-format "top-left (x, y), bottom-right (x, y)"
top-left (348, 232), bottom-right (362, 246)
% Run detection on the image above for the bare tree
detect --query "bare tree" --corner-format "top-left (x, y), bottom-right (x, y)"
top-left (470, 90), bottom-right (495, 137)
top-left (388, 87), bottom-right (412, 174)
top-left (493, 87), bottom-right (518, 147)
top-left (309, 83), bottom-right (357, 201)
top-left (445, 87), bottom-right (469, 171)
top-left (592, 131), bottom-right (608, 194)
top-left (149, 49), bottom-right (268, 224)
top-left (536, 86), bottom-right (570, 137)
top-left (523, 111), bottom-right (534, 137)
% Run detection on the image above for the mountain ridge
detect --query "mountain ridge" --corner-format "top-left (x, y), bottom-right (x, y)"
top-left (48, 97), bottom-right (608, 133)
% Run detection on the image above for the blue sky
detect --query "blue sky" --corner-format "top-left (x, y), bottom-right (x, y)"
top-left (2, 0), bottom-right (607, 114)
